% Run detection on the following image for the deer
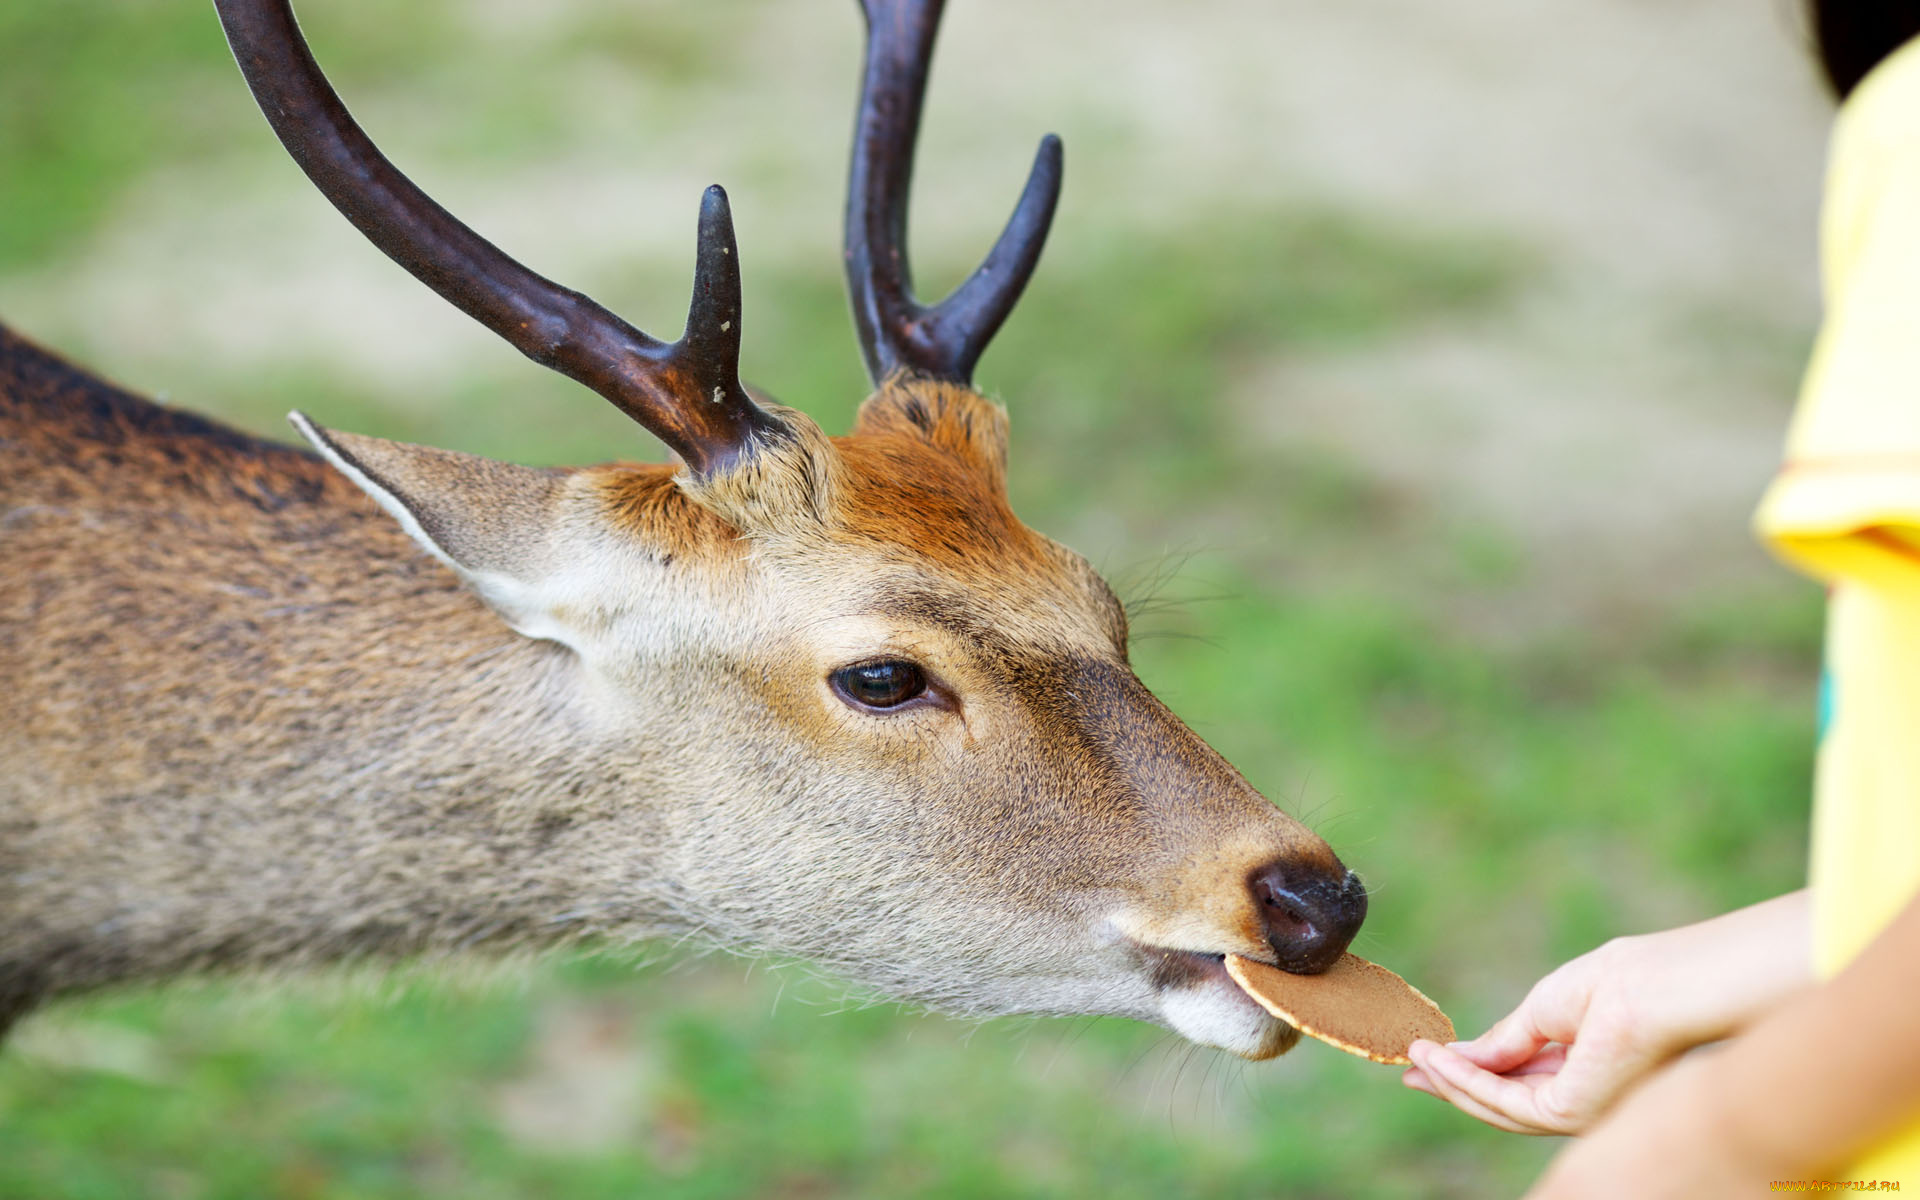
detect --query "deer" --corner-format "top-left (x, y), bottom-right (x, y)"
top-left (0, 0), bottom-right (1369, 1062)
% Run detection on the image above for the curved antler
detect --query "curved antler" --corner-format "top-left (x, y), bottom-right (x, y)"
top-left (844, 0), bottom-right (1064, 386)
top-left (213, 0), bottom-right (782, 475)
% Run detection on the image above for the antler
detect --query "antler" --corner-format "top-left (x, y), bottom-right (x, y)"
top-left (844, 0), bottom-right (1064, 386)
top-left (213, 0), bottom-right (783, 475)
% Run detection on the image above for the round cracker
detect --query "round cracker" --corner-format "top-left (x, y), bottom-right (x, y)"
top-left (1224, 952), bottom-right (1454, 1065)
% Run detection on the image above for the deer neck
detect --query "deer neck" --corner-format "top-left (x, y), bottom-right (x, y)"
top-left (1, 352), bottom-right (718, 999)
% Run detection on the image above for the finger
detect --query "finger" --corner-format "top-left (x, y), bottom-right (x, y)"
top-left (1521, 1037), bottom-right (1652, 1130)
top-left (1402, 1066), bottom-right (1435, 1093)
top-left (1452, 1005), bottom-right (1557, 1072)
top-left (1408, 1044), bottom-right (1540, 1135)
top-left (1458, 968), bottom-right (1597, 1072)
top-left (1505, 1042), bottom-right (1570, 1078)
top-left (1408, 1043), bottom-right (1542, 1134)
top-left (1413, 1036), bottom-right (1559, 1075)
top-left (1447, 1037), bottom-right (1569, 1079)
top-left (1417, 1041), bottom-right (1571, 1135)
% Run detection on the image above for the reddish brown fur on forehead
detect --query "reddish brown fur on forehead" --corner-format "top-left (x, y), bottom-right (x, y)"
top-left (604, 377), bottom-right (1056, 576)
top-left (588, 461), bottom-right (743, 558)
top-left (578, 377), bottom-right (1077, 597)
top-left (850, 377), bottom-right (1009, 484)
top-left (835, 378), bottom-right (1049, 572)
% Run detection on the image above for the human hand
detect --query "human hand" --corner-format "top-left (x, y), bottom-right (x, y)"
top-left (1402, 936), bottom-right (1673, 1135)
top-left (1402, 891), bottom-right (1811, 1136)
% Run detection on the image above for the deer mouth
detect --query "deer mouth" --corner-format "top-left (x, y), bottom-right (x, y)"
top-left (1140, 945), bottom-right (1233, 989)
top-left (1129, 942), bottom-right (1299, 1061)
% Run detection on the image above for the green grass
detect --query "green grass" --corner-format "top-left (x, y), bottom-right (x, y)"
top-left (0, 3), bottom-right (1819, 1197)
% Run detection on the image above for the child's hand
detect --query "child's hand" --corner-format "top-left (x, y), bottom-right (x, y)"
top-left (1402, 937), bottom-right (1672, 1135)
top-left (1402, 890), bottom-right (1812, 1136)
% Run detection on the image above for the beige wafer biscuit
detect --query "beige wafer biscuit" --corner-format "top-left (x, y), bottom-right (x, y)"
top-left (1225, 952), bottom-right (1454, 1065)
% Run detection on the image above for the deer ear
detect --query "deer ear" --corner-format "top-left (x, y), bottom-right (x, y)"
top-left (289, 412), bottom-right (577, 645)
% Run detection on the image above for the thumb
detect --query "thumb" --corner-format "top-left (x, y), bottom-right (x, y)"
top-left (1454, 968), bottom-right (1593, 1072)
top-left (1451, 1002), bottom-right (1556, 1073)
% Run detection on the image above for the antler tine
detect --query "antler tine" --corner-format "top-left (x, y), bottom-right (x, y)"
top-left (213, 0), bottom-right (781, 475)
top-left (845, 0), bottom-right (1064, 386)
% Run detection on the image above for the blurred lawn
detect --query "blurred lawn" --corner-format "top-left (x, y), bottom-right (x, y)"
top-left (0, 1), bottom-right (1820, 1197)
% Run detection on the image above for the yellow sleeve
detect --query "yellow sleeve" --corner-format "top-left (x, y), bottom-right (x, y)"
top-left (1756, 36), bottom-right (1920, 595)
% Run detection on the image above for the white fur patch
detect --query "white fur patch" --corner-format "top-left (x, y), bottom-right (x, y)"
top-left (1159, 981), bottom-right (1292, 1059)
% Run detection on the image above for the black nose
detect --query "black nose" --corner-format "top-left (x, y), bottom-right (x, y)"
top-left (1249, 862), bottom-right (1368, 974)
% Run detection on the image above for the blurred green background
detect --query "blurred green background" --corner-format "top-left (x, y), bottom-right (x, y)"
top-left (0, 0), bottom-right (1837, 1196)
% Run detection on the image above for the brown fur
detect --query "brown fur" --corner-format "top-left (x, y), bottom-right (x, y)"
top-left (1, 327), bottom-right (578, 1012)
top-left (1, 326), bottom-right (1348, 1059)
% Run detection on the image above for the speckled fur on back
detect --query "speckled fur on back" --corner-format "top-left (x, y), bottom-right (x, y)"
top-left (1, 324), bottom-right (1351, 1060)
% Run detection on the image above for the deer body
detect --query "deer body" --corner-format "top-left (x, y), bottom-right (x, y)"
top-left (0, 329), bottom-right (590, 1019)
top-left (0, 0), bottom-right (1369, 1061)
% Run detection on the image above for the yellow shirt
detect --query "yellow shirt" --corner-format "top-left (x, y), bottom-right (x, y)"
top-left (1754, 35), bottom-right (1920, 1185)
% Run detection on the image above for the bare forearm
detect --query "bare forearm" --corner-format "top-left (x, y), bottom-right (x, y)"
top-left (1701, 889), bottom-right (1920, 1174)
top-left (1636, 888), bottom-right (1813, 1050)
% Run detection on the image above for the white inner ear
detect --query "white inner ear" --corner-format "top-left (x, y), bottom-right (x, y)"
top-left (289, 412), bottom-right (457, 571)
top-left (289, 411), bottom-right (584, 653)
top-left (456, 569), bottom-right (581, 651)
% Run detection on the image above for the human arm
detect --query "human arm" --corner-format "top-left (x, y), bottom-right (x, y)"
top-left (1402, 888), bottom-right (1813, 1135)
top-left (1523, 885), bottom-right (1920, 1196)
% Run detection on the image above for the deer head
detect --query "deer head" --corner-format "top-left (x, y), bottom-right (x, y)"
top-left (208, 0), bottom-right (1368, 1060)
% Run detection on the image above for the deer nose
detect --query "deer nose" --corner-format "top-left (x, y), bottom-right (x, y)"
top-left (1250, 862), bottom-right (1368, 974)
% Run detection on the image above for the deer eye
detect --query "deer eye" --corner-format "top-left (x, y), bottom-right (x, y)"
top-left (832, 660), bottom-right (928, 710)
